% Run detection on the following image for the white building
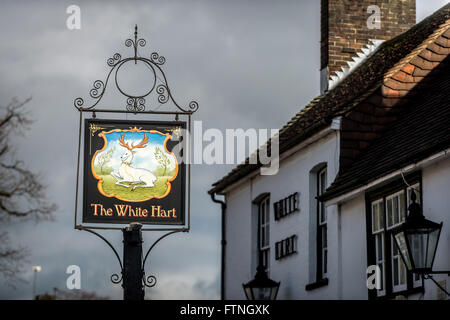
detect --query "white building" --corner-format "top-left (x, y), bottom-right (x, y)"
top-left (209, 1), bottom-right (450, 300)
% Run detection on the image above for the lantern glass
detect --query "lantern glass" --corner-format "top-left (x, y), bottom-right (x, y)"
top-left (243, 285), bottom-right (253, 300)
top-left (393, 222), bottom-right (442, 273)
top-left (243, 283), bottom-right (279, 300)
top-left (394, 231), bottom-right (412, 270)
top-left (406, 227), bottom-right (441, 271)
top-left (255, 287), bottom-right (271, 300)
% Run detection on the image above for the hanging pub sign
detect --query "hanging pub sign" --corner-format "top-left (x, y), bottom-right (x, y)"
top-left (83, 119), bottom-right (185, 225)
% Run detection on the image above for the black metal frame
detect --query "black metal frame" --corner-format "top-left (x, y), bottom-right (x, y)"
top-left (73, 25), bottom-right (198, 114)
top-left (72, 25), bottom-right (198, 290)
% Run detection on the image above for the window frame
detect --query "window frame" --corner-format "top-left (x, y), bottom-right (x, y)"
top-left (317, 166), bottom-right (328, 280)
top-left (371, 199), bottom-right (386, 297)
top-left (258, 195), bottom-right (271, 273)
top-left (365, 172), bottom-right (424, 300)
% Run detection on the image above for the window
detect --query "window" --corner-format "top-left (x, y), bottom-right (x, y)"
top-left (317, 167), bottom-right (327, 279)
top-left (385, 191), bottom-right (407, 293)
top-left (258, 196), bottom-right (270, 272)
top-left (306, 164), bottom-right (329, 291)
top-left (371, 199), bottom-right (386, 296)
top-left (366, 176), bottom-right (423, 299)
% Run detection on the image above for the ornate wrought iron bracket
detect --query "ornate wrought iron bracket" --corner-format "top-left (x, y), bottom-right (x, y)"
top-left (142, 229), bottom-right (186, 288)
top-left (76, 226), bottom-right (123, 285)
top-left (76, 225), bottom-right (186, 288)
top-left (422, 273), bottom-right (450, 296)
top-left (73, 25), bottom-right (199, 114)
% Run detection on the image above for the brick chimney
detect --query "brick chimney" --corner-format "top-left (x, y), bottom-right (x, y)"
top-left (320, 0), bottom-right (416, 93)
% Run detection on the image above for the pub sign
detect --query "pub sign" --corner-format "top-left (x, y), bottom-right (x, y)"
top-left (83, 119), bottom-right (185, 225)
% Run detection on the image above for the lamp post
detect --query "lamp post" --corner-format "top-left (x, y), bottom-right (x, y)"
top-left (242, 209), bottom-right (280, 300)
top-left (392, 190), bottom-right (449, 296)
top-left (32, 265), bottom-right (42, 299)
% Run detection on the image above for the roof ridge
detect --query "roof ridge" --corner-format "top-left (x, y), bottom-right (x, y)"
top-left (384, 18), bottom-right (450, 80)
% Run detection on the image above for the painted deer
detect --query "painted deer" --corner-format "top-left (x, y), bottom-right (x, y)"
top-left (110, 133), bottom-right (157, 191)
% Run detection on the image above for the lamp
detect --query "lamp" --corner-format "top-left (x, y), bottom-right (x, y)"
top-left (242, 264), bottom-right (280, 300)
top-left (392, 189), bottom-right (449, 296)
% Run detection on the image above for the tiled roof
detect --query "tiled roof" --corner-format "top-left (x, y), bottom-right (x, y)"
top-left (209, 3), bottom-right (450, 195)
top-left (320, 54), bottom-right (450, 201)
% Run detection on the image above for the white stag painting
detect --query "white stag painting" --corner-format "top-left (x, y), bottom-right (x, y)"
top-left (92, 128), bottom-right (178, 202)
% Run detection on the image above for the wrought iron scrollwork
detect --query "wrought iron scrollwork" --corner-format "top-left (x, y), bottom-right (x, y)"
top-left (90, 80), bottom-right (105, 99)
top-left (140, 230), bottom-right (185, 289)
top-left (77, 227), bottom-right (124, 285)
top-left (126, 97), bottom-right (146, 112)
top-left (156, 84), bottom-right (169, 104)
top-left (111, 273), bottom-right (123, 284)
top-left (107, 53), bottom-right (122, 67)
top-left (73, 25), bottom-right (199, 114)
top-left (143, 275), bottom-right (157, 288)
top-left (150, 52), bottom-right (166, 65)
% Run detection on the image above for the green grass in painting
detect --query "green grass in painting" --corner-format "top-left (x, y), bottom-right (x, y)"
top-left (98, 174), bottom-right (170, 201)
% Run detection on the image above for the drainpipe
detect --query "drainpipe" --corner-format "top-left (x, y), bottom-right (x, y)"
top-left (210, 192), bottom-right (226, 300)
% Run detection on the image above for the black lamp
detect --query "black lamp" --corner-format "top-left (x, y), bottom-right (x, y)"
top-left (242, 264), bottom-right (280, 300)
top-left (392, 190), bottom-right (443, 273)
top-left (392, 189), bottom-right (449, 296)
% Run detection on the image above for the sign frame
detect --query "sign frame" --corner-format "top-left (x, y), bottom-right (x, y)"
top-left (82, 118), bottom-right (186, 226)
top-left (74, 112), bottom-right (192, 232)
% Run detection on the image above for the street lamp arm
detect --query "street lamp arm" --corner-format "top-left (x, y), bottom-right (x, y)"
top-left (426, 270), bottom-right (450, 275)
top-left (423, 274), bottom-right (450, 296)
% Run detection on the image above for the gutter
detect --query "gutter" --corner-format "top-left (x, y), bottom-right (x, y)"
top-left (210, 192), bottom-right (226, 300)
top-left (324, 147), bottom-right (450, 206)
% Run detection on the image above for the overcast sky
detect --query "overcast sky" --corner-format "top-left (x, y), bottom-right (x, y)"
top-left (0, 0), bottom-right (448, 299)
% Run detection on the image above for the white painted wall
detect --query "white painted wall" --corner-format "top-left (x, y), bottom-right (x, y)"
top-left (420, 156), bottom-right (450, 299)
top-left (222, 127), bottom-right (449, 300)
top-left (339, 195), bottom-right (369, 299)
top-left (223, 129), bottom-right (340, 299)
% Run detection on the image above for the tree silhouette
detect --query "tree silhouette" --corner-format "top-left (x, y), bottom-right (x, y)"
top-left (0, 98), bottom-right (56, 285)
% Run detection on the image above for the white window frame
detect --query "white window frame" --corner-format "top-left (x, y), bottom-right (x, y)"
top-left (385, 190), bottom-right (406, 230)
top-left (259, 196), bottom-right (270, 273)
top-left (371, 199), bottom-right (386, 297)
top-left (385, 190), bottom-right (407, 292)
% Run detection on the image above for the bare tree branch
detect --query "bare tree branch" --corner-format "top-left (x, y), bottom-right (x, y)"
top-left (0, 97), bottom-right (56, 283)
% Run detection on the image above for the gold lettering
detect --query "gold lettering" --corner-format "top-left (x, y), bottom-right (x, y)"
top-left (115, 204), bottom-right (128, 217)
top-left (90, 203), bottom-right (101, 216)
